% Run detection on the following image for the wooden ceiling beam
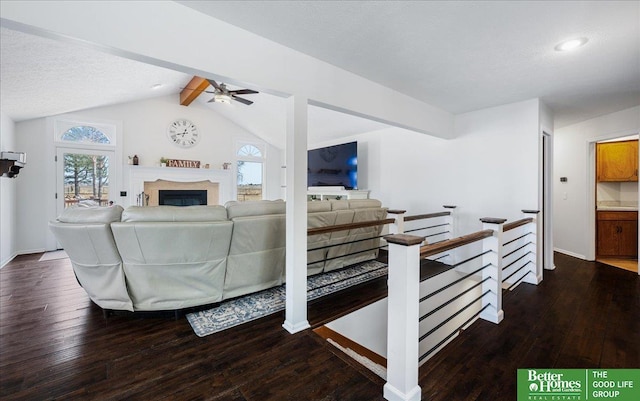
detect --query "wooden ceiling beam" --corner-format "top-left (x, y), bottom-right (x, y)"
top-left (180, 76), bottom-right (210, 106)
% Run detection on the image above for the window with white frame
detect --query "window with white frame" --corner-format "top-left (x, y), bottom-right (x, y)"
top-left (236, 143), bottom-right (265, 201)
top-left (60, 126), bottom-right (111, 144)
top-left (54, 118), bottom-right (118, 209)
top-left (55, 119), bottom-right (116, 148)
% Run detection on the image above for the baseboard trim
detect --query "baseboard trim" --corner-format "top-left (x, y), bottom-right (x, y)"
top-left (282, 319), bottom-right (310, 334)
top-left (554, 248), bottom-right (586, 260)
top-left (18, 248), bottom-right (46, 256)
top-left (0, 252), bottom-right (18, 269)
top-left (383, 383), bottom-right (421, 401)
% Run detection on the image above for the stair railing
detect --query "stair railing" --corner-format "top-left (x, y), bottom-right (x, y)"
top-left (383, 209), bottom-right (541, 401)
top-left (501, 210), bottom-right (541, 290)
top-left (388, 205), bottom-right (457, 264)
top-left (383, 218), bottom-right (502, 401)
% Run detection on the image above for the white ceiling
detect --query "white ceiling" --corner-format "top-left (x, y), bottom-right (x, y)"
top-left (0, 27), bottom-right (193, 121)
top-left (181, 0), bottom-right (640, 129)
top-left (1, 1), bottom-right (639, 146)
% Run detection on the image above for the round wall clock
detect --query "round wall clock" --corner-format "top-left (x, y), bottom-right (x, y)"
top-left (167, 119), bottom-right (200, 148)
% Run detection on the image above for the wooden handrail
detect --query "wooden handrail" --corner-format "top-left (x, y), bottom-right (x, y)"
top-left (405, 211), bottom-right (450, 222)
top-left (387, 209), bottom-right (407, 215)
top-left (307, 218), bottom-right (395, 236)
top-left (420, 229), bottom-right (493, 258)
top-left (503, 218), bottom-right (533, 232)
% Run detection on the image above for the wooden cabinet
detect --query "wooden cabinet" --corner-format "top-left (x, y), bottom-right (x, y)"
top-left (597, 211), bottom-right (638, 257)
top-left (596, 140), bottom-right (638, 182)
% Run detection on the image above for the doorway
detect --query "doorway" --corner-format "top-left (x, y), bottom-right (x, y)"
top-left (592, 135), bottom-right (639, 273)
top-left (56, 147), bottom-right (115, 218)
top-left (542, 132), bottom-right (554, 270)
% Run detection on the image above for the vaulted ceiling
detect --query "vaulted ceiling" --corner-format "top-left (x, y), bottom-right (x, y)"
top-left (1, 1), bottom-right (638, 146)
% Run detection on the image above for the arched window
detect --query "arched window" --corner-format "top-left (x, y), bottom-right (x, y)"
top-left (60, 126), bottom-right (111, 144)
top-left (237, 144), bottom-right (262, 158)
top-left (236, 142), bottom-right (265, 201)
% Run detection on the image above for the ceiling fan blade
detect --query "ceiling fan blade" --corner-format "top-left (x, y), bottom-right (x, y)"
top-left (207, 79), bottom-right (223, 92)
top-left (207, 97), bottom-right (217, 103)
top-left (232, 95), bottom-right (253, 105)
top-left (230, 89), bottom-right (259, 95)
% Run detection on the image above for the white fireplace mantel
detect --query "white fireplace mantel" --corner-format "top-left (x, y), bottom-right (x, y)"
top-left (127, 165), bottom-right (233, 206)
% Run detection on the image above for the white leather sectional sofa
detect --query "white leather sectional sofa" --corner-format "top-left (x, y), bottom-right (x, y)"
top-left (49, 199), bottom-right (387, 312)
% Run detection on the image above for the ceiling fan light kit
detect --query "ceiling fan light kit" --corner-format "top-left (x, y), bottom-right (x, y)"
top-left (212, 93), bottom-right (232, 104)
top-left (179, 76), bottom-right (258, 106)
top-left (206, 78), bottom-right (258, 105)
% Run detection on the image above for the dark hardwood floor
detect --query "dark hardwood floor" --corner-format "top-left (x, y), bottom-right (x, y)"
top-left (419, 253), bottom-right (640, 400)
top-left (1, 252), bottom-right (638, 400)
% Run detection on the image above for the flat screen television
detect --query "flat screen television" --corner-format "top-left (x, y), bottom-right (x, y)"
top-left (308, 141), bottom-right (357, 190)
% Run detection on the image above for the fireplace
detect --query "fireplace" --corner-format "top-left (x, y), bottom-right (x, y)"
top-left (130, 166), bottom-right (232, 206)
top-left (159, 190), bottom-right (207, 206)
top-left (142, 179), bottom-right (220, 206)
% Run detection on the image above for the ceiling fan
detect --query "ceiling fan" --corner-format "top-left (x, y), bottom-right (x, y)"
top-left (205, 79), bottom-right (258, 105)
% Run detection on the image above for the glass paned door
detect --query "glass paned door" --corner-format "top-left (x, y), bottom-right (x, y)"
top-left (237, 161), bottom-right (263, 201)
top-left (56, 148), bottom-right (114, 216)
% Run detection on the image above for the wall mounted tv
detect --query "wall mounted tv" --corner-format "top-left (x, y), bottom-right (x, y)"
top-left (308, 141), bottom-right (357, 190)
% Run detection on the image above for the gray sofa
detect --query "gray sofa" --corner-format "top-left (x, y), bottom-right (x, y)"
top-left (49, 199), bottom-right (387, 312)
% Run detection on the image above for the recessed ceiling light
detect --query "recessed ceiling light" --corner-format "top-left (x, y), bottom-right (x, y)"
top-left (150, 83), bottom-right (163, 90)
top-left (554, 37), bottom-right (588, 52)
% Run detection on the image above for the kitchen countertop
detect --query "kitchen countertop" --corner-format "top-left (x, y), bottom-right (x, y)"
top-left (597, 206), bottom-right (638, 211)
top-left (596, 201), bottom-right (638, 211)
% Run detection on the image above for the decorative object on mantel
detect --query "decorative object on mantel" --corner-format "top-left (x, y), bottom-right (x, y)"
top-left (166, 158), bottom-right (201, 169)
top-left (136, 192), bottom-right (149, 206)
top-left (160, 157), bottom-right (168, 167)
top-left (132, 155), bottom-right (139, 165)
top-left (222, 162), bottom-right (231, 170)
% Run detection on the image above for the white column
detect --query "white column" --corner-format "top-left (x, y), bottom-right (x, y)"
top-left (283, 95), bottom-right (310, 334)
top-left (522, 210), bottom-right (542, 285)
top-left (384, 234), bottom-right (423, 401)
top-left (443, 205), bottom-right (457, 239)
top-left (479, 218), bottom-right (505, 324)
top-left (387, 209), bottom-right (406, 234)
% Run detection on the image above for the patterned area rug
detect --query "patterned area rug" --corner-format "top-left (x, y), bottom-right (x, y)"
top-left (186, 260), bottom-right (388, 337)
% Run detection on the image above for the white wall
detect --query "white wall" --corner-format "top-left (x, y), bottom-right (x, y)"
top-left (65, 95), bottom-right (282, 202)
top-left (0, 112), bottom-right (18, 267)
top-left (450, 99), bottom-right (540, 231)
top-left (14, 95), bottom-right (282, 254)
top-left (597, 182), bottom-right (639, 203)
top-left (15, 118), bottom-right (48, 254)
top-left (554, 105), bottom-right (640, 259)
top-left (315, 99), bottom-right (542, 234)
top-left (326, 298), bottom-right (388, 358)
